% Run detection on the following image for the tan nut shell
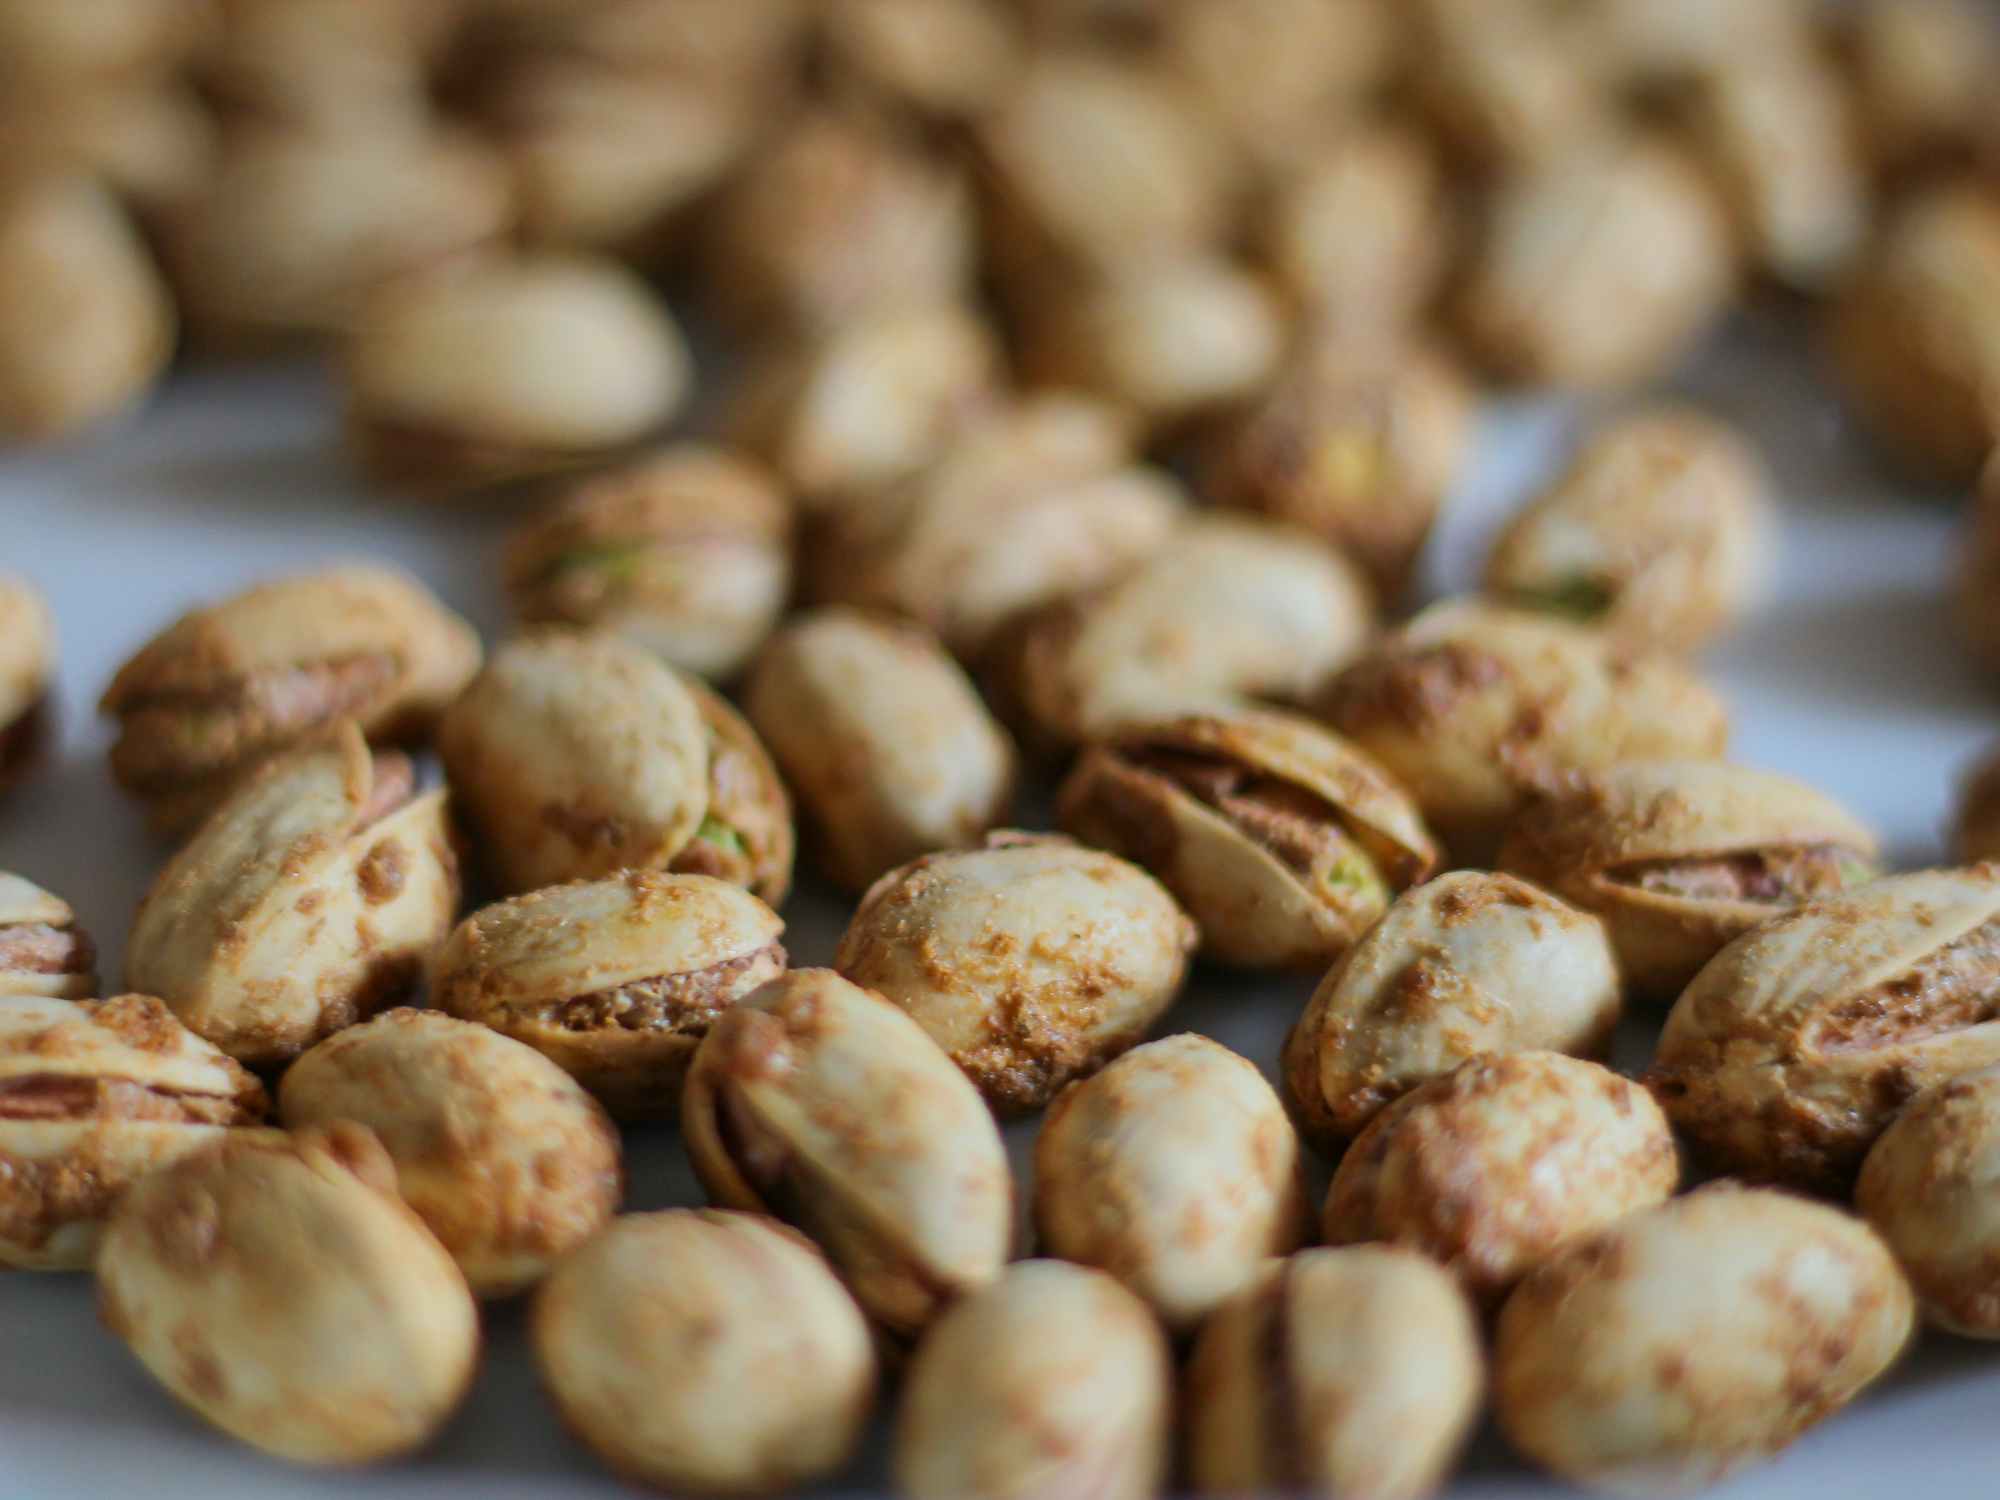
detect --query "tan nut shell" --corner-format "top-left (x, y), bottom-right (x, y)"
top-left (0, 575), bottom-right (53, 736)
top-left (1495, 1184), bottom-right (1915, 1496)
top-left (1413, 0), bottom-right (1607, 172)
top-left (678, 677), bottom-right (795, 907)
top-left (534, 1210), bottom-right (876, 1495)
top-left (895, 1260), bottom-right (1171, 1500)
top-left (1034, 1033), bottom-right (1309, 1331)
top-left (1186, 1246), bottom-right (1484, 1500)
top-left (746, 609), bottom-right (1016, 893)
top-left (824, 0), bottom-right (1024, 121)
top-left (126, 725), bottom-right (461, 1067)
top-left (0, 871), bottom-right (95, 999)
top-left (835, 836), bottom-right (1197, 1111)
top-left (1282, 870), bottom-right (1622, 1147)
top-left (280, 1009), bottom-right (621, 1297)
top-left (1849, 0), bottom-right (1997, 176)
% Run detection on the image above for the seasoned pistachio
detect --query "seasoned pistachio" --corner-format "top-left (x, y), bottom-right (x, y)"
top-left (433, 871), bottom-right (785, 1122)
top-left (1495, 1184), bottom-right (1915, 1495)
top-left (1649, 865), bottom-right (2000, 1193)
top-left (0, 994), bottom-right (270, 1271)
top-left (97, 1124), bottom-right (480, 1465)
top-left (1413, 0), bottom-right (1609, 171)
top-left (1955, 740), bottom-right (2000, 862)
top-left (1847, 0), bottom-right (1997, 176)
top-left (1186, 1247), bottom-right (1483, 1500)
top-left (1954, 455), bottom-right (2000, 675)
top-left (126, 724), bottom-right (459, 1067)
top-left (1500, 760), bottom-right (1879, 1000)
top-left (1034, 1033), bottom-right (1308, 1331)
top-left (0, 576), bottom-right (53, 795)
top-left (101, 564), bottom-right (481, 834)
top-left (534, 1210), bottom-right (876, 1495)
top-left (835, 835), bottom-right (1196, 1112)
top-left (822, 0), bottom-right (1023, 120)
top-left (747, 609), bottom-right (1015, 893)
top-left (896, 1260), bottom-right (1171, 1500)
top-left (1058, 708), bottom-right (1437, 971)
top-left (0, 873), bottom-right (96, 999)
top-left (684, 968), bottom-right (1011, 1336)
top-left (675, 677), bottom-right (794, 906)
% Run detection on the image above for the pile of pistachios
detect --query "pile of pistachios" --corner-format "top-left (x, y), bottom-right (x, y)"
top-left (9, 0), bottom-right (2000, 1496)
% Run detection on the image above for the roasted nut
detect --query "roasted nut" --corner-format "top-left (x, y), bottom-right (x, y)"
top-left (280, 1008), bottom-right (621, 1297)
top-left (1955, 456), bottom-right (2000, 674)
top-left (1649, 865), bottom-right (2000, 1194)
top-left (1319, 599), bottom-right (1731, 858)
top-left (1954, 741), bottom-right (2000, 862)
top-left (0, 994), bottom-right (269, 1271)
top-left (1495, 1183), bottom-right (1915, 1495)
top-left (1034, 1033), bottom-right (1308, 1331)
top-left (1283, 870), bottom-right (1622, 1147)
top-left (0, 81), bottom-right (216, 211)
top-left (97, 1124), bottom-right (480, 1465)
top-left (1580, 0), bottom-right (1816, 93)
top-left (1499, 760), bottom-right (1879, 1000)
top-left (126, 723), bottom-right (460, 1067)
top-left (534, 1210), bottom-right (876, 1494)
top-left (501, 0), bottom-right (808, 82)
top-left (746, 609), bottom-right (1016, 893)
top-left (676, 677), bottom-right (795, 906)
top-left (1482, 407), bottom-right (1771, 652)
top-left (1413, 0), bottom-right (1608, 172)
top-left (1058, 707), bottom-right (1437, 971)
top-left (0, 576), bottom-right (53, 795)
top-left (101, 564), bottom-right (480, 834)
top-left (822, 0), bottom-right (1023, 120)
top-left (0, 0), bottom-right (208, 81)
top-left (683, 968), bottom-right (1011, 1336)
top-left (433, 871), bottom-right (786, 1121)
top-left (1847, 0), bottom-right (1997, 176)
top-left (895, 1259), bottom-right (1172, 1500)
top-left (0, 873), bottom-right (97, 999)
top-left (197, 0), bottom-right (445, 131)
top-left (1186, 1246), bottom-right (1483, 1500)
top-left (835, 835), bottom-right (1196, 1112)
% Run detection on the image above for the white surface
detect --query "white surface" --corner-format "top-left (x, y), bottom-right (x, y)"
top-left (3, 312), bottom-right (1998, 1499)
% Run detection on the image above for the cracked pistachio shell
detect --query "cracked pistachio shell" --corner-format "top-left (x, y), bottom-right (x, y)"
top-left (1319, 599), bottom-right (1730, 859)
top-left (1499, 760), bottom-right (1878, 1000)
top-left (1650, 865), bottom-right (2000, 1193)
top-left (0, 872), bottom-right (96, 998)
top-left (1057, 707), bottom-right (1438, 971)
top-left (432, 871), bottom-right (786, 1121)
top-left (1848, 0), bottom-right (1997, 175)
top-left (1955, 455), bottom-right (2000, 675)
top-left (1412, 0), bottom-right (1609, 171)
top-left (1955, 739), bottom-right (2000, 861)
top-left (280, 1008), bottom-right (621, 1297)
top-left (746, 609), bottom-right (1015, 893)
top-left (1034, 1033), bottom-right (1308, 1331)
top-left (1283, 870), bottom-right (1622, 1147)
top-left (1186, 1246), bottom-right (1483, 1500)
top-left (683, 968), bottom-right (1011, 1336)
top-left (895, 1260), bottom-right (1171, 1500)
top-left (97, 1123), bottom-right (480, 1466)
top-left (835, 835), bottom-right (1196, 1112)
top-left (534, 1209), bottom-right (876, 1495)
top-left (823, 0), bottom-right (1023, 119)
top-left (678, 677), bottom-right (794, 906)
top-left (0, 994), bottom-right (271, 1271)
top-left (1495, 1184), bottom-right (1915, 1497)
top-left (0, 576), bottom-right (53, 794)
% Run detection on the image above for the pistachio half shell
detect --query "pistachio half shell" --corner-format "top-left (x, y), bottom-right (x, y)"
top-left (0, 872), bottom-right (96, 999)
top-left (0, 576), bottom-right (52, 793)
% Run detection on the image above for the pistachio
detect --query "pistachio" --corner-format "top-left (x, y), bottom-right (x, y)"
top-left (0, 872), bottom-right (97, 999)
top-left (895, 1260), bottom-right (1171, 1500)
top-left (1499, 760), bottom-right (1879, 1000)
top-left (280, 1008), bottom-right (621, 1297)
top-left (1058, 707), bottom-right (1437, 971)
top-left (0, 81), bottom-right (216, 211)
top-left (505, 0), bottom-right (808, 82)
top-left (196, 0), bottom-right (444, 131)
top-left (1954, 455), bottom-right (2000, 674)
top-left (1648, 865), bottom-right (2000, 1193)
top-left (746, 609), bottom-right (1016, 893)
top-left (0, 994), bottom-right (270, 1271)
top-left (1483, 407), bottom-right (1771, 651)
top-left (1034, 1033), bottom-right (1309, 1331)
top-left (1580, 0), bottom-right (1816, 92)
top-left (1495, 1184), bottom-right (1915, 1495)
top-left (534, 1210), bottom-right (876, 1495)
top-left (675, 676), bottom-right (795, 906)
top-left (0, 0), bottom-right (207, 82)
top-left (97, 1124), bottom-right (480, 1465)
top-left (0, 576), bottom-right (53, 795)
top-left (1954, 740), bottom-right (2000, 862)
top-left (1185, 1246), bottom-right (1483, 1500)
top-left (1413, 0), bottom-right (1609, 171)
top-left (1847, 0), bottom-right (1997, 177)
top-left (822, 0), bottom-right (1023, 121)
top-left (433, 871), bottom-right (786, 1121)
top-left (1283, 870), bottom-right (1622, 1147)
top-left (684, 968), bottom-right (1010, 1336)
top-left (835, 835), bottom-right (1196, 1112)
top-left (1318, 599), bottom-right (1731, 858)
top-left (101, 564), bottom-right (481, 834)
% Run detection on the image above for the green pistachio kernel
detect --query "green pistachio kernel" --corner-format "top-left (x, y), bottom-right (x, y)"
top-left (1510, 575), bottom-right (1616, 621)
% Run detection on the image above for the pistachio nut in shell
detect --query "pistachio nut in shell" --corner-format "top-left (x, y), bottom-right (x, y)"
top-left (1185, 1246), bottom-right (1483, 1500)
top-left (1847, 0), bottom-right (1997, 175)
top-left (0, 872), bottom-right (96, 998)
top-left (1952, 454), bottom-right (2000, 676)
top-left (895, 1260), bottom-right (1171, 1500)
top-left (96, 1124), bottom-right (480, 1466)
top-left (280, 1008), bottom-right (621, 1297)
top-left (432, 871), bottom-right (786, 1122)
top-left (1057, 707), bottom-right (1438, 971)
top-left (100, 562), bottom-right (481, 834)
top-left (126, 724), bottom-right (459, 1067)
top-left (1499, 760), bottom-right (1879, 1000)
top-left (0, 575), bottom-right (53, 794)
top-left (0, 0), bottom-right (209, 80)
top-left (534, 1209), bottom-right (876, 1495)
top-left (1033, 1033), bottom-right (1309, 1331)
top-left (1411, 0), bottom-right (1608, 171)
top-left (746, 608), bottom-right (1015, 893)
top-left (0, 994), bottom-right (270, 1271)
top-left (1649, 864), bottom-right (2000, 1194)
top-left (822, 0), bottom-right (1023, 121)
top-left (673, 676), bottom-right (794, 907)
top-left (1954, 740), bottom-right (2000, 862)
top-left (1495, 1183), bottom-right (1915, 1496)
top-left (835, 835), bottom-right (1196, 1112)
